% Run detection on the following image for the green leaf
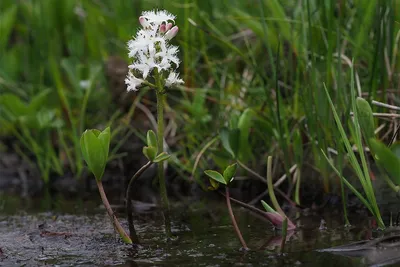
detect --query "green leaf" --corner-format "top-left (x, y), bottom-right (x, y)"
top-left (369, 139), bottom-right (400, 185)
top-left (0, 5), bottom-right (17, 51)
top-left (293, 129), bottom-right (303, 166)
top-left (143, 146), bottom-right (157, 162)
top-left (261, 200), bottom-right (278, 214)
top-left (80, 129), bottom-right (109, 181)
top-left (229, 129), bottom-right (240, 159)
top-left (146, 130), bottom-right (158, 151)
top-left (208, 178), bottom-right (220, 191)
top-left (220, 127), bottom-right (235, 158)
top-left (204, 170), bottom-right (226, 185)
top-left (237, 108), bottom-right (254, 161)
top-left (391, 142), bottom-right (400, 159)
top-left (153, 152), bottom-right (170, 163)
top-left (98, 127), bottom-right (111, 161)
top-left (223, 163), bottom-right (237, 184)
top-left (356, 97), bottom-right (375, 145)
top-left (28, 90), bottom-right (51, 113)
top-left (0, 94), bottom-right (28, 119)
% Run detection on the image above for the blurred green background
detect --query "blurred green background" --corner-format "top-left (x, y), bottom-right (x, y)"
top-left (0, 0), bottom-right (399, 195)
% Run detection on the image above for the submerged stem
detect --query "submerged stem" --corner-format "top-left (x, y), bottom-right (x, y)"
top-left (96, 180), bottom-right (132, 244)
top-left (126, 161), bottom-right (153, 245)
top-left (225, 186), bottom-right (248, 250)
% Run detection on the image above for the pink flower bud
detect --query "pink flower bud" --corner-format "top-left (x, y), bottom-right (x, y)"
top-left (159, 24), bottom-right (166, 33)
top-left (164, 26), bottom-right (179, 40)
top-left (166, 22), bottom-right (173, 31)
top-left (139, 16), bottom-right (150, 28)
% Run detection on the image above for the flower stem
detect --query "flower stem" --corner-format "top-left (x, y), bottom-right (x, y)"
top-left (156, 89), bottom-right (172, 237)
top-left (225, 186), bottom-right (248, 250)
top-left (96, 180), bottom-right (132, 244)
top-left (126, 161), bottom-right (153, 245)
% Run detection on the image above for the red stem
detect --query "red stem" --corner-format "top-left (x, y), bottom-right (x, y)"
top-left (225, 186), bottom-right (248, 250)
top-left (97, 181), bottom-right (132, 244)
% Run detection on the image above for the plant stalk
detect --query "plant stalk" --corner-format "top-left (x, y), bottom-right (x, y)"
top-left (279, 217), bottom-right (288, 253)
top-left (266, 156), bottom-right (285, 217)
top-left (236, 160), bottom-right (297, 207)
top-left (126, 161), bottom-right (153, 245)
top-left (225, 186), bottom-right (248, 250)
top-left (156, 86), bottom-right (172, 237)
top-left (96, 180), bottom-right (132, 244)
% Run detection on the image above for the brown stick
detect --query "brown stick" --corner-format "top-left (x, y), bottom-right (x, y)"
top-left (97, 180), bottom-right (132, 244)
top-left (225, 187), bottom-right (249, 250)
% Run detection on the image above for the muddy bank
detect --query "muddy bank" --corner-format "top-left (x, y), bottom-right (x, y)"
top-left (1, 197), bottom-right (399, 266)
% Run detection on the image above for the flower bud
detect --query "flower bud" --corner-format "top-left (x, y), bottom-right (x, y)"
top-left (164, 26), bottom-right (179, 40)
top-left (166, 22), bottom-right (173, 31)
top-left (139, 16), bottom-right (150, 28)
top-left (159, 24), bottom-right (166, 33)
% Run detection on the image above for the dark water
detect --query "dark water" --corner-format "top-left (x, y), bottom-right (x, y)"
top-left (0, 194), bottom-right (399, 267)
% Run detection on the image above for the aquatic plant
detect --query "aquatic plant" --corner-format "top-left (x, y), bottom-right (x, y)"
top-left (322, 64), bottom-right (386, 228)
top-left (124, 9), bottom-right (184, 238)
top-left (0, 91), bottom-right (63, 184)
top-left (80, 127), bottom-right (132, 244)
top-left (126, 130), bottom-right (170, 244)
top-left (205, 163), bottom-right (249, 250)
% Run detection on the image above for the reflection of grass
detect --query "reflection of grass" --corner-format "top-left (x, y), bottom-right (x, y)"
top-left (0, 0), bottom-right (399, 212)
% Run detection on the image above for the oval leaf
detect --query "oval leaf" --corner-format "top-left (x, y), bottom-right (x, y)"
top-left (146, 130), bottom-right (158, 151)
top-left (143, 146), bottom-right (157, 161)
top-left (220, 127), bottom-right (235, 158)
top-left (80, 129), bottom-right (107, 181)
top-left (98, 127), bottom-right (111, 159)
top-left (204, 170), bottom-right (226, 185)
top-left (369, 138), bottom-right (400, 185)
top-left (208, 178), bottom-right (220, 191)
top-left (153, 152), bottom-right (170, 163)
top-left (356, 97), bottom-right (375, 145)
top-left (223, 163), bottom-right (237, 184)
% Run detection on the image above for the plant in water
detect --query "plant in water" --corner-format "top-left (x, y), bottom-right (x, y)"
top-left (322, 65), bottom-right (386, 228)
top-left (356, 97), bottom-right (400, 193)
top-left (260, 156), bottom-right (296, 232)
top-left (80, 127), bottom-right (132, 244)
top-left (205, 163), bottom-right (249, 250)
top-left (125, 10), bottom-right (184, 238)
top-left (125, 130), bottom-right (170, 245)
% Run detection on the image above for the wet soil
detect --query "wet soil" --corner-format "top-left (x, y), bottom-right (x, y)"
top-left (1, 195), bottom-right (399, 267)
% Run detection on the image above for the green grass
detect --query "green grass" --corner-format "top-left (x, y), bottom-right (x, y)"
top-left (0, 0), bottom-right (399, 221)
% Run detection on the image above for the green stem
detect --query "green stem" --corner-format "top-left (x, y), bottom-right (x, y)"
top-left (237, 160), bottom-right (297, 207)
top-left (266, 156), bottom-right (285, 217)
top-left (126, 161), bottom-right (153, 245)
top-left (280, 217), bottom-right (288, 253)
top-left (96, 180), bottom-right (132, 244)
top-left (155, 74), bottom-right (172, 237)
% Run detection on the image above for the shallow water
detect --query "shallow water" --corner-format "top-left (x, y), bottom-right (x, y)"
top-left (0, 195), bottom-right (399, 266)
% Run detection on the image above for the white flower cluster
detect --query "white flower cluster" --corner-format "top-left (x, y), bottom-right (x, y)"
top-left (125, 10), bottom-right (184, 92)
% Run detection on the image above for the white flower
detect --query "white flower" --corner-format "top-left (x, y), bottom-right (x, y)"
top-left (156, 45), bottom-right (180, 67)
top-left (125, 72), bottom-right (143, 91)
top-left (126, 10), bottom-right (184, 92)
top-left (140, 10), bottom-right (175, 26)
top-left (165, 72), bottom-right (184, 87)
top-left (129, 49), bottom-right (157, 79)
